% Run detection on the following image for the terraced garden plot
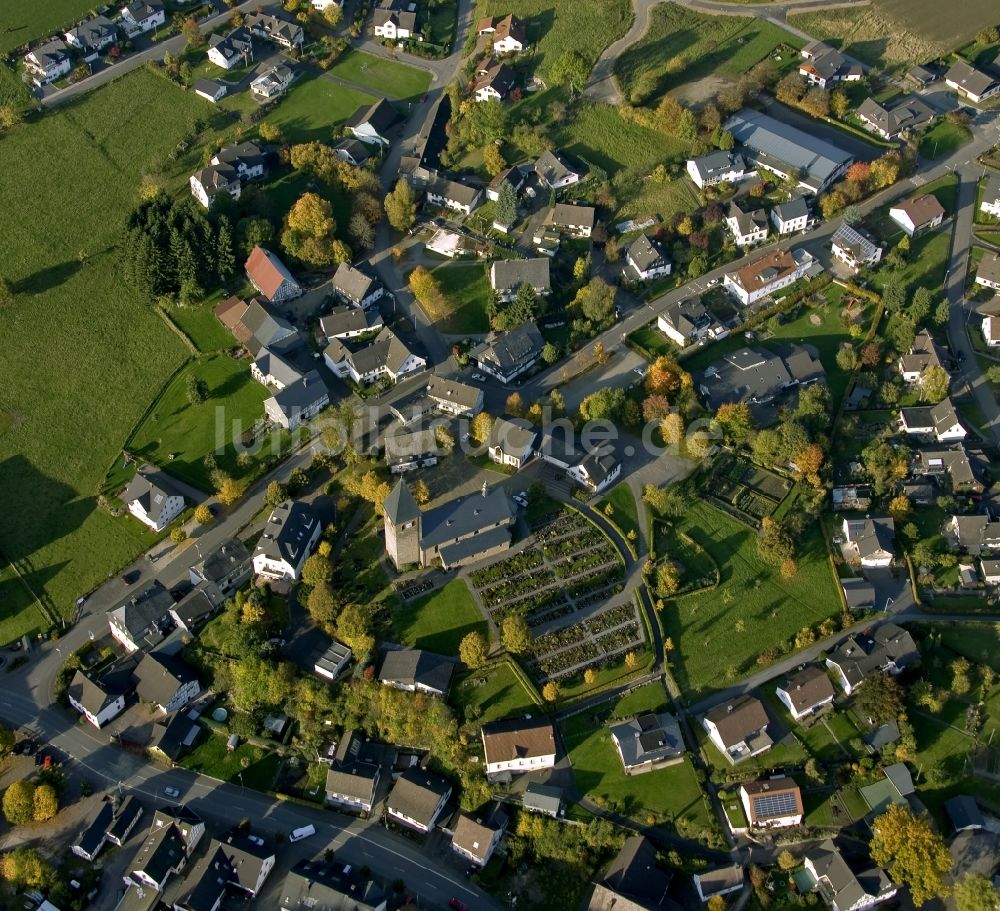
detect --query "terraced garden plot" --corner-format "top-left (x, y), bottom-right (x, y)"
top-left (704, 453), bottom-right (792, 528)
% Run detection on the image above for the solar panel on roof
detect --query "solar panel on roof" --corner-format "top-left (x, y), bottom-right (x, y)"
top-left (752, 790), bottom-right (799, 819)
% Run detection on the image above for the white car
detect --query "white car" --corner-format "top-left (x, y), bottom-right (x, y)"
top-left (471, 372), bottom-right (485, 381)
top-left (707, 277), bottom-right (720, 287)
top-left (632, 366), bottom-right (647, 377)
top-left (164, 786), bottom-right (180, 798)
top-left (289, 825), bottom-right (316, 842)
top-left (513, 493), bottom-right (528, 508)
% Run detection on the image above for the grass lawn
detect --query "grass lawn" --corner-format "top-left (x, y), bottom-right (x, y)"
top-left (615, 4), bottom-right (803, 101)
top-left (181, 731), bottom-right (283, 791)
top-left (262, 75), bottom-right (378, 144)
top-left (128, 353), bottom-right (271, 492)
top-left (0, 564), bottom-right (47, 644)
top-left (616, 175), bottom-right (700, 224)
top-left (597, 484), bottom-right (639, 543)
top-left (392, 578), bottom-right (486, 656)
top-left (0, 65), bottom-right (32, 109)
top-left (429, 262), bottom-right (492, 334)
top-left (0, 70), bottom-right (211, 634)
top-left (920, 120), bottom-right (973, 160)
top-left (628, 324), bottom-right (678, 360)
top-left (327, 50), bottom-right (431, 101)
top-left (871, 227), bottom-right (951, 297)
top-left (661, 501), bottom-right (841, 700)
top-left (0, 0), bottom-right (97, 54)
top-left (451, 660), bottom-right (537, 723)
top-left (164, 295), bottom-right (235, 353)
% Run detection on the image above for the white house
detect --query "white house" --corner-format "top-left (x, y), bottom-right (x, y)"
top-left (975, 251), bottom-right (1000, 290)
top-left (107, 582), bottom-right (174, 653)
top-left (481, 718), bottom-right (556, 779)
top-left (246, 12), bottom-right (304, 50)
top-left (724, 248), bottom-right (816, 306)
top-left (771, 197), bottom-right (810, 235)
top-left (24, 39), bottom-right (72, 85)
top-left (323, 327), bottom-right (426, 385)
top-left (945, 60), bottom-right (1000, 104)
top-left (775, 665), bottom-right (835, 721)
top-left (831, 223), bottom-right (883, 272)
top-left (379, 649), bottom-right (454, 696)
top-left (686, 150), bottom-right (746, 189)
top-left (263, 372), bottom-right (329, 431)
top-left (425, 174), bottom-right (482, 215)
top-left (65, 15), bottom-right (117, 59)
top-left (842, 516), bottom-right (895, 568)
top-left (207, 28), bottom-right (254, 70)
top-left (981, 175), bottom-right (1000, 217)
top-left (702, 696), bottom-right (772, 764)
top-left (568, 444), bottom-right (621, 494)
top-left (347, 98), bottom-right (400, 147)
top-left (121, 1), bottom-right (166, 35)
top-left (134, 652), bottom-right (201, 715)
top-left (694, 867), bottom-right (744, 904)
top-left (625, 235), bottom-right (671, 282)
top-left (320, 305), bottom-right (383, 340)
top-left (474, 62), bottom-right (515, 102)
top-left (981, 558), bottom-right (1000, 585)
top-left (740, 779), bottom-right (804, 828)
top-left (479, 13), bottom-right (527, 54)
top-left (889, 193), bottom-right (945, 237)
top-left (252, 500), bottom-right (321, 581)
top-left (122, 467), bottom-right (185, 532)
top-left (983, 315), bottom-right (1000, 347)
top-left (67, 671), bottom-right (127, 728)
top-left (803, 840), bottom-right (896, 911)
top-left (451, 810), bottom-right (506, 867)
top-left (386, 769), bottom-right (452, 833)
top-left (726, 203), bottom-right (769, 247)
top-left (189, 163), bottom-right (241, 208)
top-left (489, 257), bottom-right (550, 301)
top-left (547, 202), bottom-right (595, 238)
top-left (900, 398), bottom-right (967, 442)
top-left (325, 761), bottom-right (379, 813)
top-left (798, 41), bottom-right (862, 88)
top-left (470, 321), bottom-right (544, 383)
top-left (193, 78), bottom-right (227, 103)
top-left (489, 418), bottom-right (537, 469)
top-left (658, 297), bottom-right (727, 348)
top-left (250, 63), bottom-right (294, 99)
top-left (373, 2), bottom-right (416, 40)
top-left (330, 261), bottom-right (385, 309)
top-left (314, 640), bottom-right (352, 680)
top-left (426, 375), bottom-right (483, 416)
top-left (245, 246), bottom-right (302, 302)
top-left (534, 150), bottom-right (581, 189)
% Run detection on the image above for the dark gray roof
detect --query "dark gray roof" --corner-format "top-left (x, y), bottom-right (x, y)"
top-left (806, 839), bottom-right (894, 911)
top-left (67, 670), bottom-right (123, 717)
top-left (150, 713), bottom-right (200, 761)
top-left (661, 297), bottom-right (710, 337)
top-left (471, 322), bottom-right (545, 373)
top-left (28, 38), bottom-right (70, 66)
top-left (320, 304), bottom-right (382, 338)
top-left (610, 712), bottom-right (684, 768)
top-left (134, 652), bottom-right (199, 708)
top-left (627, 235), bottom-right (669, 272)
top-left (689, 150), bottom-right (745, 182)
top-left (977, 251), bottom-right (1000, 286)
top-left (856, 96), bottom-right (933, 136)
top-left (843, 516), bottom-right (895, 560)
top-left (349, 97), bottom-right (401, 134)
top-left (828, 623), bottom-right (918, 688)
top-left (523, 782), bottom-right (563, 814)
top-left (945, 795), bottom-right (985, 831)
top-left (209, 27), bottom-right (254, 64)
top-left (420, 485), bottom-right (513, 548)
top-left (385, 427), bottom-right (439, 463)
top-left (728, 202), bottom-right (768, 236)
top-left (383, 480), bottom-right (421, 525)
top-left (124, 1), bottom-right (164, 20)
top-left (266, 371), bottom-right (328, 417)
top-left (550, 202), bottom-right (595, 230)
top-left (246, 11), bottom-right (304, 45)
top-left (238, 299), bottom-right (299, 356)
top-left (832, 223), bottom-right (881, 261)
top-left (387, 767), bottom-right (452, 826)
top-left (254, 500), bottom-right (319, 568)
top-left (108, 581), bottom-right (174, 647)
top-left (841, 578), bottom-right (876, 608)
top-left (883, 762), bottom-right (915, 796)
top-left (108, 796), bottom-right (144, 843)
top-left (490, 258), bottom-right (551, 294)
top-left (534, 150), bottom-right (579, 186)
top-left (698, 344), bottom-right (823, 411)
top-left (74, 801), bottom-right (115, 857)
top-left (984, 174), bottom-right (1000, 206)
top-left (171, 588), bottom-right (217, 629)
top-left (326, 761), bottom-right (379, 802)
top-left (122, 467), bottom-right (184, 523)
top-left (490, 417), bottom-right (537, 456)
top-left (193, 78), bottom-right (226, 98)
top-left (132, 820), bottom-right (187, 885)
top-left (326, 326), bottom-right (419, 377)
top-left (945, 60), bottom-right (998, 97)
top-left (280, 859), bottom-right (386, 911)
top-left (773, 196), bottom-right (810, 223)
top-left (379, 649), bottom-right (454, 693)
top-left (373, 5), bottom-right (417, 31)
top-left (176, 846), bottom-right (234, 911)
top-left (603, 836), bottom-right (673, 906)
top-left (198, 538), bottom-right (251, 585)
top-left (426, 375), bottom-right (482, 410)
top-left (427, 173), bottom-right (482, 207)
top-left (214, 141), bottom-right (266, 172)
top-left (332, 262), bottom-right (379, 304)
top-left (438, 525), bottom-right (511, 565)
top-left (212, 833), bottom-right (275, 892)
top-left (66, 15), bottom-right (117, 50)
top-left (255, 348), bottom-right (304, 388)
top-left (578, 443), bottom-right (620, 487)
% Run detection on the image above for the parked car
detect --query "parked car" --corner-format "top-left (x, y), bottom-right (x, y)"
top-left (448, 900), bottom-right (468, 911)
top-left (632, 366), bottom-right (647, 377)
top-left (289, 824), bottom-right (316, 842)
top-left (121, 570), bottom-right (140, 585)
top-left (471, 372), bottom-right (485, 381)
top-left (164, 786), bottom-right (180, 798)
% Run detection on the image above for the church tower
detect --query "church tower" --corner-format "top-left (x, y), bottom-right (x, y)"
top-left (383, 480), bottom-right (422, 570)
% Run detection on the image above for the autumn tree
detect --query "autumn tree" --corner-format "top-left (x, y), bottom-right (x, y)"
top-left (549, 49), bottom-right (589, 94)
top-left (384, 179), bottom-right (416, 232)
top-left (646, 356), bottom-right (691, 398)
top-left (502, 615), bottom-right (531, 654)
top-left (306, 582), bottom-right (338, 630)
top-left (181, 16), bottom-right (204, 47)
top-left (624, 651), bottom-right (640, 670)
top-left (642, 395), bottom-right (672, 423)
top-left (856, 672), bottom-right (905, 724)
top-left (657, 562), bottom-right (681, 596)
top-left (542, 681), bottom-right (560, 702)
top-left (758, 517), bottom-right (795, 565)
top-left (301, 553), bottom-right (333, 587)
top-left (412, 478), bottom-right (430, 504)
top-left (870, 804), bottom-right (952, 906)
top-left (0, 846), bottom-right (54, 890)
top-left (3, 781), bottom-right (35, 826)
top-left (459, 630), bottom-right (489, 668)
top-left (714, 401), bottom-right (754, 447)
top-left (265, 480), bottom-right (289, 507)
top-left (660, 413), bottom-right (685, 446)
top-left (572, 277), bottom-right (617, 327)
top-left (776, 849), bottom-right (798, 872)
top-left (506, 392), bottom-right (526, 417)
top-left (920, 365), bottom-right (949, 403)
top-left (194, 504), bottom-right (213, 525)
top-left (795, 443), bottom-right (824, 486)
top-left (213, 473), bottom-right (246, 506)
top-left (955, 874), bottom-right (1000, 911)
top-left (584, 667), bottom-right (597, 685)
top-left (470, 411), bottom-right (495, 445)
top-left (0, 726), bottom-right (13, 756)
top-left (323, 3), bottom-right (343, 26)
top-left (888, 495), bottom-right (911, 523)
top-left (483, 143), bottom-right (506, 177)
top-left (33, 784), bottom-right (58, 822)
top-left (408, 266), bottom-right (447, 312)
top-left (336, 602), bottom-right (375, 656)
top-left (282, 193), bottom-right (340, 267)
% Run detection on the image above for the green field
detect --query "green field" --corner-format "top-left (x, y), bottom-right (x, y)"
top-left (0, 0), bottom-right (96, 54)
top-left (562, 683), bottom-right (715, 836)
top-left (393, 578), bottom-right (487, 656)
top-left (660, 501), bottom-right (841, 699)
top-left (615, 4), bottom-right (804, 100)
top-left (429, 262), bottom-right (492, 334)
top-left (0, 564), bottom-right (47, 644)
top-left (165, 297), bottom-right (235, 354)
top-left (468, 0), bottom-right (633, 72)
top-left (871, 226), bottom-right (951, 296)
top-left (451, 660), bottom-right (537, 723)
top-left (919, 120), bottom-right (973, 160)
top-left (0, 64), bottom-right (32, 108)
top-left (0, 71), bottom-right (212, 635)
top-left (327, 50), bottom-right (431, 101)
top-left (597, 484), bottom-right (639, 542)
top-left (262, 76), bottom-right (380, 145)
top-left (181, 731), bottom-right (283, 790)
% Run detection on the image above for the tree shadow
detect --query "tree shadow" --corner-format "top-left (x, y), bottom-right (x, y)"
top-left (13, 260), bottom-right (83, 295)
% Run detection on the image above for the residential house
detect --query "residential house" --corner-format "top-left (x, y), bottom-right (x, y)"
top-left (694, 867), bottom-right (744, 904)
top-left (450, 805), bottom-right (508, 867)
top-left (246, 12), bottom-right (304, 50)
top-left (802, 839), bottom-right (896, 911)
top-left (889, 194), bottom-right (945, 237)
top-left (842, 516), bottom-right (895, 568)
top-left (855, 95), bottom-right (934, 139)
top-left (841, 578), bottom-right (877, 610)
top-left (384, 427), bottom-right (439, 473)
top-left (207, 28), bottom-right (254, 70)
top-left (245, 247), bottom-right (302, 302)
top-left (331, 262), bottom-right (385, 309)
top-left (170, 588), bottom-right (220, 634)
top-left (702, 695), bottom-right (772, 764)
top-left (799, 41), bottom-right (863, 88)
top-left (325, 757), bottom-right (380, 814)
top-left (983, 315), bottom-right (1000, 346)
top-left (534, 150), bottom-right (581, 189)
top-left (981, 174), bottom-right (1000, 217)
top-left (945, 60), bottom-right (1000, 103)
top-left (386, 767), bottom-right (452, 833)
top-left (177, 834), bottom-right (275, 911)
top-left (264, 371), bottom-right (329, 431)
top-left (332, 138), bottom-right (372, 168)
top-left (832, 485), bottom-right (872, 511)
top-left (347, 98), bottom-right (401, 147)
top-left (657, 298), bottom-right (727, 347)
top-left (686, 150), bottom-right (747, 189)
top-left (121, 1), bottom-right (166, 35)
top-left (725, 108), bottom-right (853, 193)
top-left (547, 202), bottom-right (595, 238)
top-left (771, 197), bottom-right (810, 235)
top-left (831, 223), bottom-right (883, 272)
top-left (900, 397), bottom-right (967, 441)
top-left (775, 665), bottom-right (835, 721)
top-left (323, 327), bottom-right (426, 385)
top-left (425, 173), bottom-right (482, 215)
top-left (67, 669), bottom-right (129, 729)
top-left (313, 639), bottom-right (352, 682)
top-left (320, 305), bottom-right (383, 340)
top-left (189, 162), bottom-right (241, 208)
top-left (193, 79), bottom-right (227, 103)
top-left (65, 15), bottom-right (118, 59)
top-left (130, 806), bottom-right (205, 890)
top-left (148, 712), bottom-right (201, 765)
top-left (489, 258), bottom-right (551, 301)
top-left (252, 347), bottom-right (303, 389)
top-left (975, 251), bottom-right (1000, 290)
top-left (134, 652), bottom-right (201, 715)
top-left (588, 836), bottom-right (674, 911)
top-left (121, 466), bottom-right (185, 532)
top-left (625, 235), bottom-right (671, 282)
top-left (474, 62), bottom-right (515, 101)
top-left (481, 717), bottom-right (557, 779)
top-left (231, 298), bottom-right (299, 357)
top-left (609, 712), bottom-right (685, 775)
top-left (279, 859), bottom-right (387, 911)
top-left (859, 762), bottom-right (916, 815)
top-left (723, 248), bottom-right (816, 306)
top-left (24, 39), bottom-right (72, 85)
top-left (489, 417), bottom-right (537, 469)
top-left (906, 64), bottom-right (938, 87)
top-left (107, 581), bottom-right (174, 653)
top-left (383, 478), bottom-right (515, 570)
top-left (373, 0), bottom-right (416, 40)
top-left (825, 623), bottom-right (918, 695)
top-left (479, 14), bottom-right (527, 54)
top-left (250, 62), bottom-right (294, 99)
top-left (426, 375), bottom-right (483, 416)
top-left (252, 500), bottom-right (321, 581)
top-left (379, 648), bottom-right (453, 696)
top-left (571, 444), bottom-right (622, 494)
top-left (522, 782), bottom-right (563, 817)
top-left (947, 514), bottom-right (1000, 555)
top-left (911, 444), bottom-right (985, 495)
top-left (726, 202), bottom-right (769, 247)
top-left (487, 165), bottom-right (526, 201)
top-left (897, 329), bottom-right (945, 383)
top-left (982, 558), bottom-right (1000, 585)
top-left (740, 778), bottom-right (804, 828)
top-left (944, 796), bottom-right (985, 832)
top-left (73, 802), bottom-right (116, 862)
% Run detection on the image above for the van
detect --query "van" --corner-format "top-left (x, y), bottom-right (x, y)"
top-left (289, 824), bottom-right (316, 842)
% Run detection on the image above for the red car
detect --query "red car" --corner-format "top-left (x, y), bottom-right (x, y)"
top-left (448, 901), bottom-right (468, 911)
